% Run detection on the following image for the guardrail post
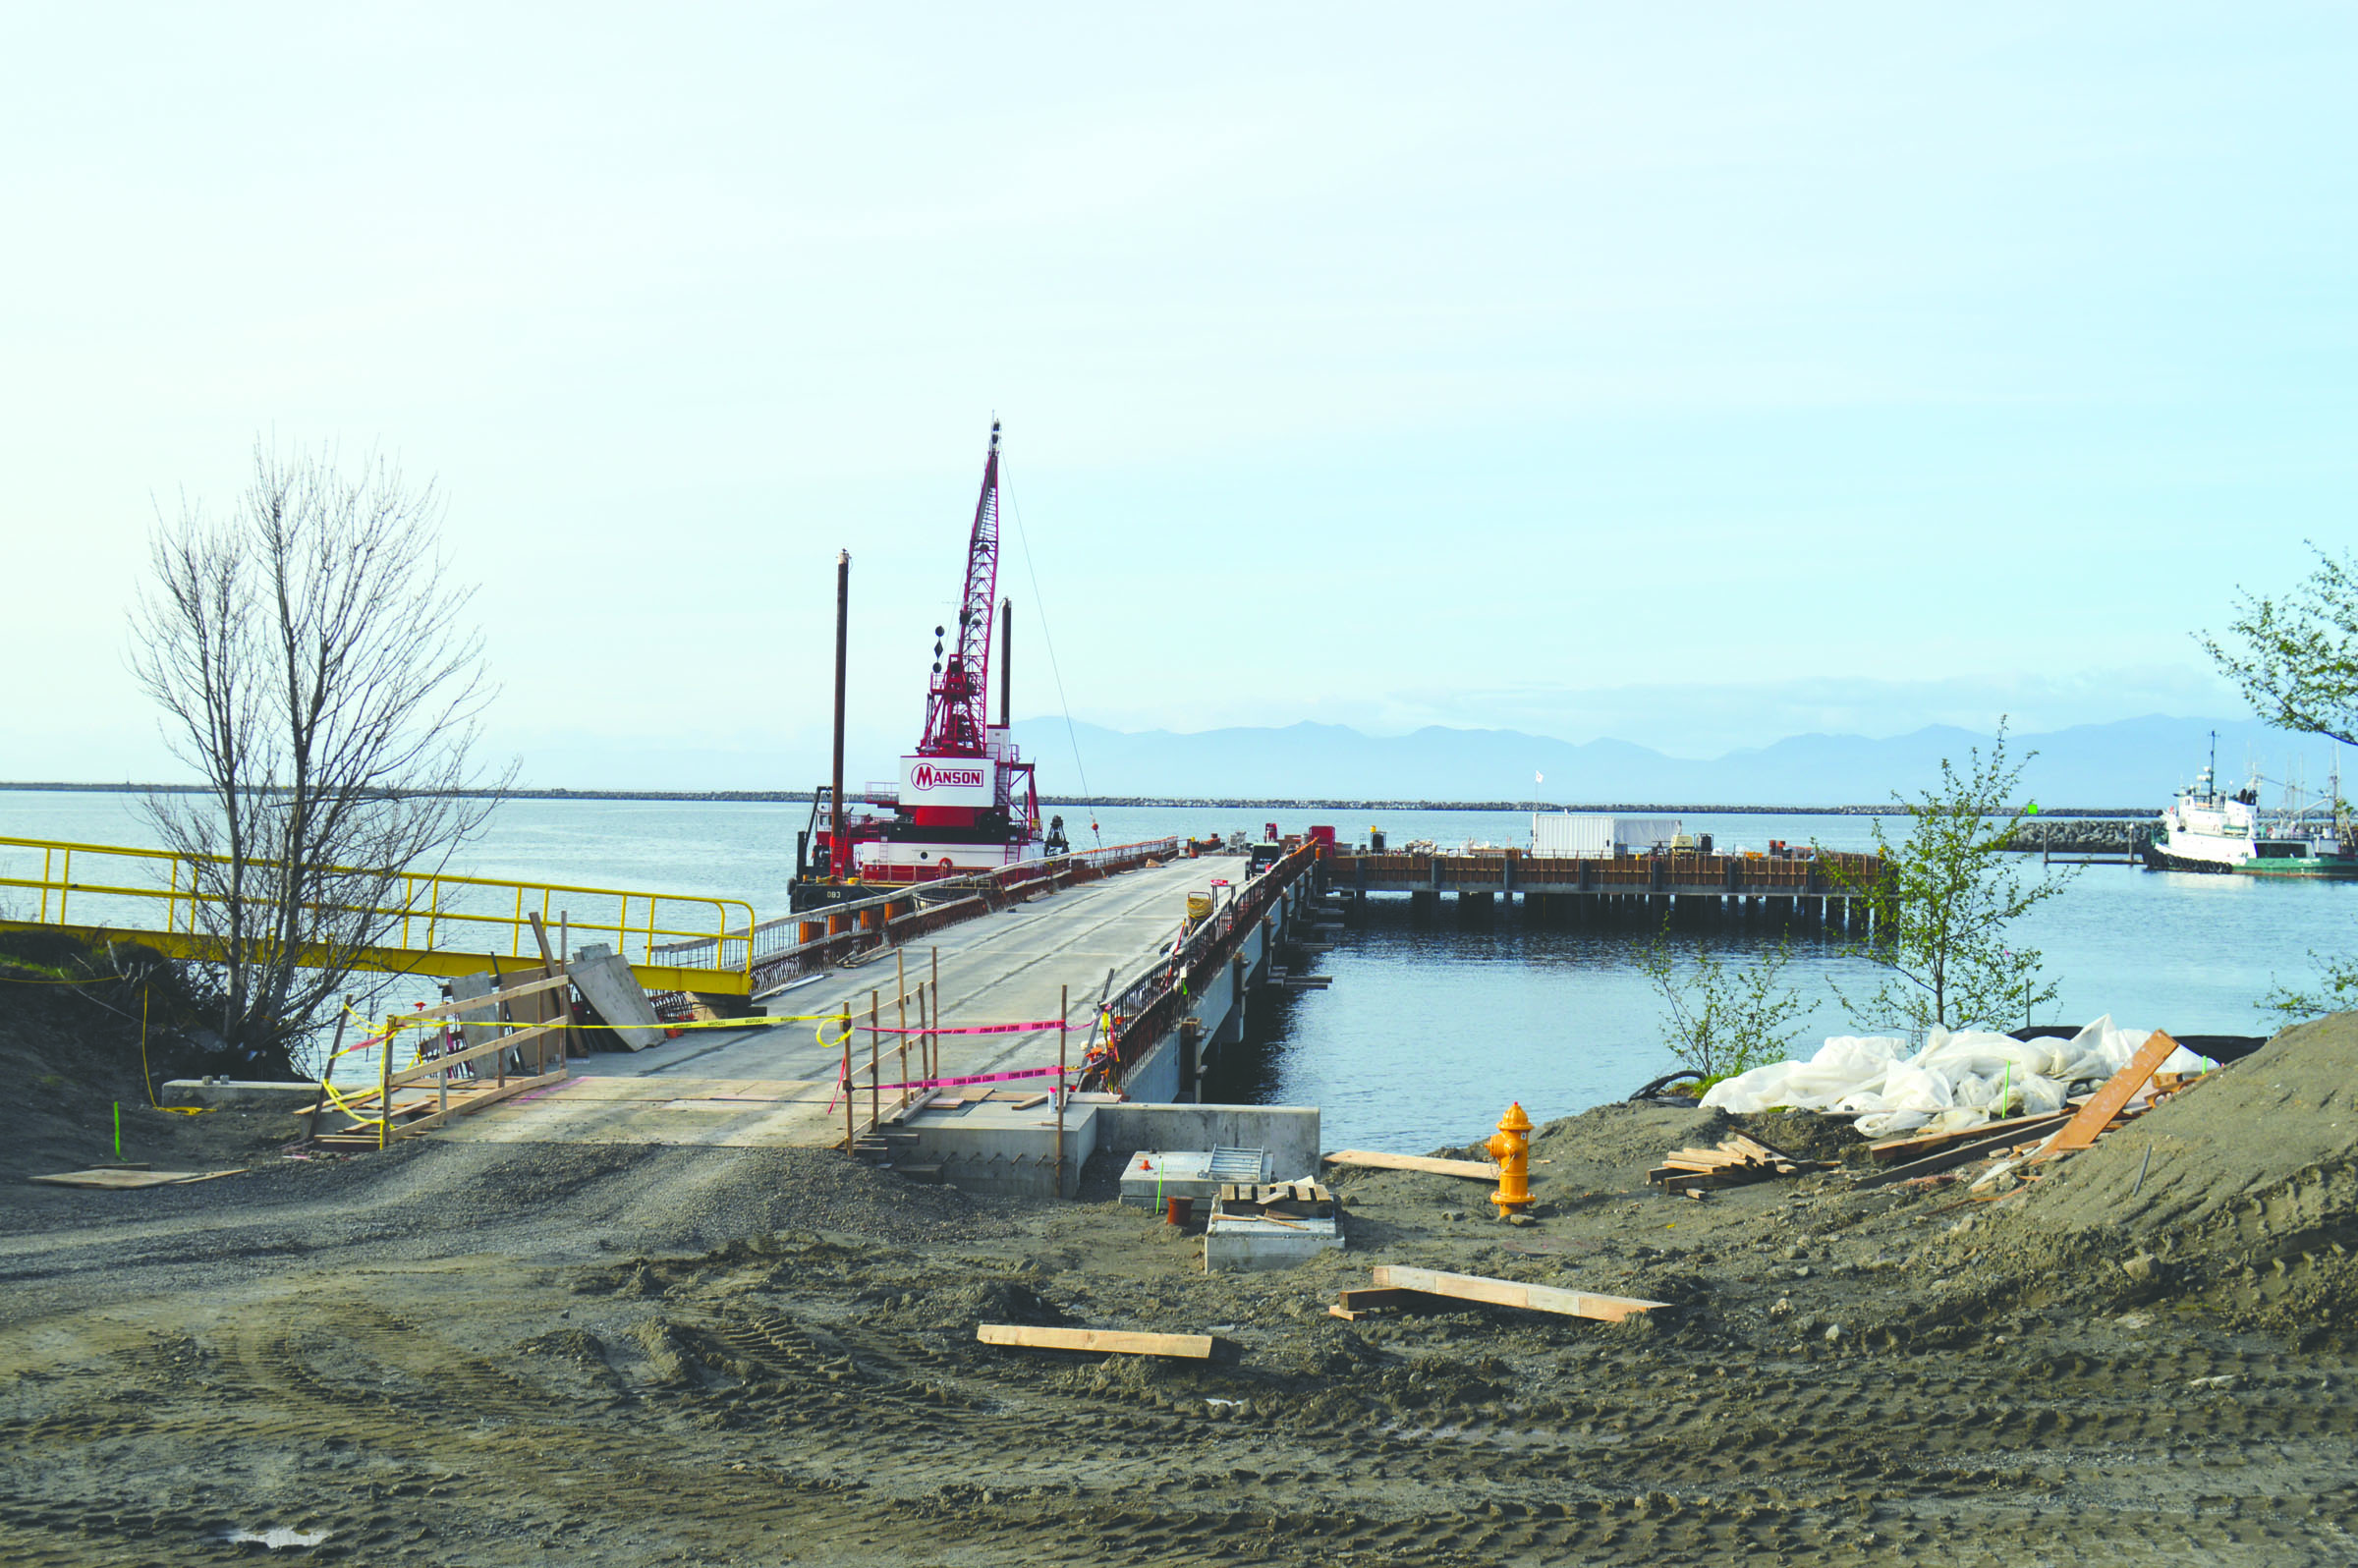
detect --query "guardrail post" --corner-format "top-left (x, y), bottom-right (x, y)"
top-left (895, 951), bottom-right (911, 1119)
top-left (378, 1013), bottom-right (396, 1150)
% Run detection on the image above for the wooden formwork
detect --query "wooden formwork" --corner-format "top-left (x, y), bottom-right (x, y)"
top-left (312, 969), bottom-right (575, 1151)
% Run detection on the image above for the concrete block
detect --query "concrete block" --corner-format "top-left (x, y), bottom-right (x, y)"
top-left (1094, 1103), bottom-right (1321, 1183)
top-left (1117, 1147), bottom-right (1268, 1208)
top-left (162, 1080), bottom-right (321, 1108)
top-left (1204, 1210), bottom-right (1343, 1272)
top-left (903, 1100), bottom-right (1096, 1199)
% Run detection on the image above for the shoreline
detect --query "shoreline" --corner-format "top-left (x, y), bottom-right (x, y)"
top-left (0, 781), bottom-right (2152, 816)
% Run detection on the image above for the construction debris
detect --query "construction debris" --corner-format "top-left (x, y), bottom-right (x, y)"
top-left (1853, 1032), bottom-right (2198, 1194)
top-left (1646, 1133), bottom-right (1834, 1194)
top-left (1206, 1181), bottom-right (1343, 1272)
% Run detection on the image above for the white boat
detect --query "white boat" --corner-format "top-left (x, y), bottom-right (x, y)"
top-left (2143, 754), bottom-right (2357, 877)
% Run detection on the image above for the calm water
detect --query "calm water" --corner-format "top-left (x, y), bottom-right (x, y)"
top-left (6, 791), bottom-right (2350, 1150)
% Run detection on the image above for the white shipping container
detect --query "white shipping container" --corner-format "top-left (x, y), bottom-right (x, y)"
top-left (1530, 812), bottom-right (1614, 858)
top-left (1612, 816), bottom-right (1683, 853)
top-left (1529, 812), bottom-right (1685, 858)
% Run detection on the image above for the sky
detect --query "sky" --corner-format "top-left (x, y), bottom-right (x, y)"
top-left (2, 4), bottom-right (2351, 788)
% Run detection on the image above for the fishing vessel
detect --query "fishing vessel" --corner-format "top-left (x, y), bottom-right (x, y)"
top-left (2142, 747), bottom-right (2358, 877)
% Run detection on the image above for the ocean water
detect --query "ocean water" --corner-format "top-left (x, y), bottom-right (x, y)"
top-left (6, 791), bottom-right (2351, 1151)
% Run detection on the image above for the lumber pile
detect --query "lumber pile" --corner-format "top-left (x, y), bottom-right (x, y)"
top-left (1647, 1133), bottom-right (1834, 1194)
top-left (1215, 1180), bottom-right (1334, 1219)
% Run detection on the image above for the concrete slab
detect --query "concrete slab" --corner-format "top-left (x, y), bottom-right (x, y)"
top-left (900, 1098), bottom-right (1097, 1199)
top-left (1095, 1104), bottom-right (1321, 1183)
top-left (1117, 1148), bottom-right (1268, 1208)
top-left (568, 943), bottom-right (666, 1049)
top-left (1204, 1208), bottom-right (1344, 1272)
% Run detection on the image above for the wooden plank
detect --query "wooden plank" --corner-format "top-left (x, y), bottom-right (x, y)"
top-left (1853, 1116), bottom-right (2077, 1189)
top-left (386, 1019), bottom-right (566, 1087)
top-left (1648, 1165), bottom-right (1769, 1191)
top-left (1328, 1287), bottom-right (1429, 1321)
top-left (2042, 1032), bottom-right (2180, 1155)
top-left (976, 1324), bottom-right (1214, 1359)
top-left (1323, 1149), bottom-right (1498, 1181)
top-left (31, 1168), bottom-right (247, 1189)
top-left (417, 970), bottom-right (573, 1021)
top-left (1720, 1133), bottom-right (1789, 1164)
top-left (1369, 1265), bottom-right (1667, 1322)
top-left (1866, 1109), bottom-right (2075, 1163)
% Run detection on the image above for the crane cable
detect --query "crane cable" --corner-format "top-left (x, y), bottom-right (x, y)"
top-left (1004, 485), bottom-right (1103, 851)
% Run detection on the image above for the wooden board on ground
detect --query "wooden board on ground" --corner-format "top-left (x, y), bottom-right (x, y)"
top-left (31, 1168), bottom-right (248, 1189)
top-left (1323, 1149), bottom-right (1498, 1182)
top-left (1328, 1287), bottom-right (1432, 1321)
top-left (1368, 1265), bottom-right (1667, 1323)
top-left (976, 1324), bottom-right (1215, 1359)
top-left (2041, 1031), bottom-right (2181, 1156)
top-left (1867, 1108), bottom-right (2077, 1163)
top-left (1852, 1114), bottom-right (2075, 1190)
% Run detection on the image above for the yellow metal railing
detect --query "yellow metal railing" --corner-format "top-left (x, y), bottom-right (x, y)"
top-left (0, 834), bottom-right (758, 994)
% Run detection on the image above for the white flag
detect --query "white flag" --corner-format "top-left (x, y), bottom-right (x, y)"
top-left (1535, 770), bottom-right (1544, 785)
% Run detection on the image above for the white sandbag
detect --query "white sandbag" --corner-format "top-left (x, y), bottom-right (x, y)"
top-left (1697, 1014), bottom-right (2181, 1133)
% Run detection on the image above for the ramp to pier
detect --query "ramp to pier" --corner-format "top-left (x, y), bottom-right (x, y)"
top-left (437, 856), bottom-right (1242, 1149)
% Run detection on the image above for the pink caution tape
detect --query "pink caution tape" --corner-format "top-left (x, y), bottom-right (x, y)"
top-left (826, 1061), bottom-right (1067, 1113)
top-left (858, 1020), bottom-right (1066, 1037)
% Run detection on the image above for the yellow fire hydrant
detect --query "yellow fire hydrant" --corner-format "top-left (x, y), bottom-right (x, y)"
top-left (1486, 1101), bottom-right (1535, 1216)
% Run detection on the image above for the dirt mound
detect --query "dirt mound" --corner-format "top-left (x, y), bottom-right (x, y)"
top-left (1977, 1012), bottom-right (2358, 1329)
top-left (0, 933), bottom-right (292, 1181)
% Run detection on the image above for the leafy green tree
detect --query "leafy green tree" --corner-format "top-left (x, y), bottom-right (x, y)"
top-left (2205, 545), bottom-right (2358, 1018)
top-left (1639, 926), bottom-right (1809, 1085)
top-left (1825, 720), bottom-right (2072, 1036)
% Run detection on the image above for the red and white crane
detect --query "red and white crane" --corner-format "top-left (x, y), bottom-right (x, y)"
top-left (794, 423), bottom-right (1048, 906)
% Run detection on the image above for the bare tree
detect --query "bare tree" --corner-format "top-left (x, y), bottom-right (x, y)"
top-left (130, 442), bottom-right (510, 1075)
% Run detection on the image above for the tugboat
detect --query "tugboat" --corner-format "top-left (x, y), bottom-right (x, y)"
top-left (2142, 738), bottom-right (2358, 877)
top-left (790, 423), bottom-right (1048, 912)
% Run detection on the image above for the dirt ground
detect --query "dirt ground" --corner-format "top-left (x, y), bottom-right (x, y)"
top-left (6, 956), bottom-right (2358, 1565)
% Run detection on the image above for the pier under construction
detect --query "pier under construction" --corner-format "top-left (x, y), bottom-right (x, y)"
top-left (1327, 847), bottom-right (1884, 927)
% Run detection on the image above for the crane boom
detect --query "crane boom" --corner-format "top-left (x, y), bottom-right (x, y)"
top-left (918, 420), bottom-right (1001, 756)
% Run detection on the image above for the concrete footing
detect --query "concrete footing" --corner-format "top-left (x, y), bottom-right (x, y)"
top-left (162, 1080), bottom-right (321, 1108)
top-left (900, 1100), bottom-right (1098, 1199)
top-left (1204, 1212), bottom-right (1343, 1270)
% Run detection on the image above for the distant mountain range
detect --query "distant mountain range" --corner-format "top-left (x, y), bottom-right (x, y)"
top-left (1006, 714), bottom-right (2345, 808)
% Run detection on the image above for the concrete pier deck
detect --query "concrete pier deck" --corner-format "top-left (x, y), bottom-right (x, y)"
top-left (438, 856), bottom-right (1241, 1149)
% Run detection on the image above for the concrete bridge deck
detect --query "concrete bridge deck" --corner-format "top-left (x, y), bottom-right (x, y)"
top-left (437, 855), bottom-right (1249, 1150)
